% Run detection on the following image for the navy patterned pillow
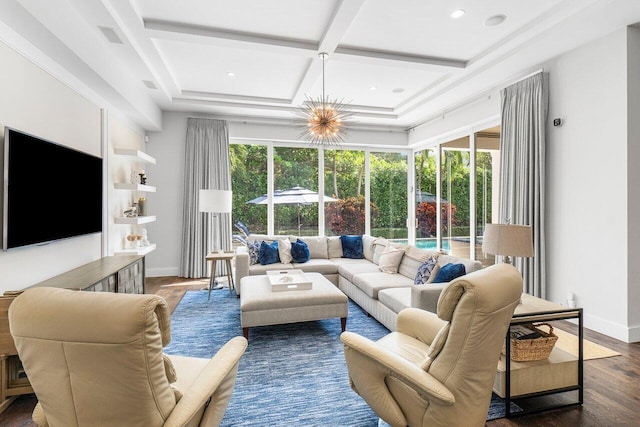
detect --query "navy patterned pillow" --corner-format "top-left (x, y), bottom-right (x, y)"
top-left (248, 240), bottom-right (261, 265)
top-left (432, 263), bottom-right (466, 283)
top-left (414, 256), bottom-right (438, 285)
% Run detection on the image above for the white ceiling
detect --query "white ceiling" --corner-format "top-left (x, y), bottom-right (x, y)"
top-left (2, 0), bottom-right (640, 134)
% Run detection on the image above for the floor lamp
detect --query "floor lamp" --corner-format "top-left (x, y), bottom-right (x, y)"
top-left (199, 189), bottom-right (233, 288)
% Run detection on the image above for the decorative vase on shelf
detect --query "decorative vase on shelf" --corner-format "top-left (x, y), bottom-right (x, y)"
top-left (138, 197), bottom-right (146, 216)
top-left (130, 171), bottom-right (140, 184)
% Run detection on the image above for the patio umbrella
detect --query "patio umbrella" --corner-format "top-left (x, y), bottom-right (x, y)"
top-left (247, 186), bottom-right (337, 234)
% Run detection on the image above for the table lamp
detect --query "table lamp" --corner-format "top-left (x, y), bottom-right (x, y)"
top-left (199, 189), bottom-right (233, 253)
top-left (482, 223), bottom-right (534, 264)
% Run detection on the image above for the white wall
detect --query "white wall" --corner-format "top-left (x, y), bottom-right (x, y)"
top-left (625, 26), bottom-right (640, 341)
top-left (0, 40), bottom-right (102, 293)
top-left (544, 29), bottom-right (631, 341)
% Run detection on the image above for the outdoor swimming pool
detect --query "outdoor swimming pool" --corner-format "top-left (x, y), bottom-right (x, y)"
top-left (392, 238), bottom-right (451, 251)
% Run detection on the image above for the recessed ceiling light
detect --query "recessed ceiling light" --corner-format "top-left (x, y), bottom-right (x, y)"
top-left (392, 88), bottom-right (405, 94)
top-left (484, 14), bottom-right (506, 27)
top-left (369, 86), bottom-right (377, 91)
top-left (450, 9), bottom-right (465, 19)
top-left (227, 72), bottom-right (235, 77)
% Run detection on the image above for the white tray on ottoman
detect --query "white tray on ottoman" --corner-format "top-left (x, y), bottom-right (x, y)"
top-left (266, 269), bottom-right (312, 291)
top-left (240, 272), bottom-right (348, 340)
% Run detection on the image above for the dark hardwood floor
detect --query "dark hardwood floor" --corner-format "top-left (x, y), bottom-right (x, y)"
top-left (1, 276), bottom-right (639, 426)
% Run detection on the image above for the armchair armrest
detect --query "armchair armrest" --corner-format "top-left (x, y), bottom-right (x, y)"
top-left (341, 331), bottom-right (455, 407)
top-left (164, 336), bottom-right (248, 427)
top-left (411, 282), bottom-right (449, 313)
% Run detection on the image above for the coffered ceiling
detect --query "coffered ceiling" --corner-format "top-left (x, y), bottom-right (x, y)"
top-left (1, 0), bottom-right (640, 133)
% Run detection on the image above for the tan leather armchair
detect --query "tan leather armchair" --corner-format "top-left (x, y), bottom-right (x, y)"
top-left (341, 263), bottom-right (522, 427)
top-left (9, 287), bottom-right (247, 427)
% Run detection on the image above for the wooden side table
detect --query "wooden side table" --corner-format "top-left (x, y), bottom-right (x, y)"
top-left (205, 251), bottom-right (236, 300)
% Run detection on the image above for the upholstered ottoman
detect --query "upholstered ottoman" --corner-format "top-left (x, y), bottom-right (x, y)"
top-left (240, 272), bottom-right (348, 340)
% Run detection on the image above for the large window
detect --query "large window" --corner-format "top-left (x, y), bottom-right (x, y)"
top-left (475, 130), bottom-right (501, 266)
top-left (414, 148), bottom-right (439, 250)
top-left (324, 149), bottom-right (365, 235)
top-left (230, 144), bottom-right (267, 234)
top-left (370, 152), bottom-right (408, 241)
top-left (273, 147), bottom-right (318, 236)
top-left (440, 138), bottom-right (471, 258)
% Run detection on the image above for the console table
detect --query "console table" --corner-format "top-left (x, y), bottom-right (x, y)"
top-left (0, 255), bottom-right (146, 413)
top-left (494, 294), bottom-right (583, 417)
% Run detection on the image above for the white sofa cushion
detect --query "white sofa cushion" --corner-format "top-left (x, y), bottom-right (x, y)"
top-left (292, 259), bottom-right (338, 275)
top-left (299, 236), bottom-right (328, 259)
top-left (362, 234), bottom-right (378, 261)
top-left (338, 262), bottom-right (380, 283)
top-left (352, 272), bottom-right (414, 299)
top-left (248, 263), bottom-right (294, 275)
top-left (327, 236), bottom-right (343, 258)
top-left (378, 287), bottom-right (411, 315)
top-left (278, 238), bottom-right (293, 264)
top-left (378, 245), bottom-right (406, 273)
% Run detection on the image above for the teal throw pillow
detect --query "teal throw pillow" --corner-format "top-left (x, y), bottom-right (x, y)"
top-left (259, 241), bottom-right (280, 265)
top-left (432, 263), bottom-right (466, 283)
top-left (291, 239), bottom-right (310, 263)
top-left (414, 256), bottom-right (438, 285)
top-left (340, 235), bottom-right (364, 259)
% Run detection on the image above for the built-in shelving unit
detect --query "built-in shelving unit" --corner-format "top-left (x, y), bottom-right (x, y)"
top-left (114, 215), bottom-right (156, 225)
top-left (114, 183), bottom-right (156, 192)
top-left (113, 148), bottom-right (157, 256)
top-left (113, 148), bottom-right (156, 164)
top-left (114, 243), bottom-right (157, 256)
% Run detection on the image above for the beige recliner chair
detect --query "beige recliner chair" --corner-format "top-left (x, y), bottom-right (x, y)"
top-left (9, 287), bottom-right (247, 427)
top-left (341, 263), bottom-right (522, 427)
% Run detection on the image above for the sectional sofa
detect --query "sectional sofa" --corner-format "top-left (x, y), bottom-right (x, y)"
top-left (235, 234), bottom-right (483, 331)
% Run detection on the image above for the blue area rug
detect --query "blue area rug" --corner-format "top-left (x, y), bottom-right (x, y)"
top-left (164, 289), bottom-right (520, 425)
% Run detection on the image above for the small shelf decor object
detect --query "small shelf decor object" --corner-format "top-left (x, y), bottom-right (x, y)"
top-left (505, 322), bottom-right (558, 362)
top-left (266, 269), bottom-right (312, 291)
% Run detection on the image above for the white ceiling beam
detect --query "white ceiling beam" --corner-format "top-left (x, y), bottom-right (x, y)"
top-left (100, 0), bottom-right (179, 101)
top-left (181, 90), bottom-right (292, 105)
top-left (173, 97), bottom-right (398, 120)
top-left (291, 0), bottom-right (367, 105)
top-left (333, 46), bottom-right (467, 71)
top-left (144, 19), bottom-right (318, 56)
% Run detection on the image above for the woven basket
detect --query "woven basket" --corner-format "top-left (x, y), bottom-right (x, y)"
top-left (503, 322), bottom-right (558, 362)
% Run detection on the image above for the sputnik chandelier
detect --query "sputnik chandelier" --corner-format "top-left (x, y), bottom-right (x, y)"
top-left (298, 52), bottom-right (352, 145)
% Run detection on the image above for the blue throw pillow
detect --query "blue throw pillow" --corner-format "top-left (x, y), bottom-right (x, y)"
top-left (248, 240), bottom-right (261, 265)
top-left (340, 235), bottom-right (364, 259)
top-left (414, 256), bottom-right (438, 285)
top-left (291, 240), bottom-right (310, 263)
top-left (432, 263), bottom-right (466, 283)
top-left (259, 241), bottom-right (280, 265)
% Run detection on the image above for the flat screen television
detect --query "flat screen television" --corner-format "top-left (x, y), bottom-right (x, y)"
top-left (2, 127), bottom-right (103, 250)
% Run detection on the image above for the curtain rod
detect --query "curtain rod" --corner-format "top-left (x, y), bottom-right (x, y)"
top-left (408, 68), bottom-right (544, 132)
top-left (507, 68), bottom-right (544, 87)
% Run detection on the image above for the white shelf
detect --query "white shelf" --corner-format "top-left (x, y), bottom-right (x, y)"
top-left (114, 215), bottom-right (156, 225)
top-left (114, 148), bottom-right (156, 164)
top-left (114, 183), bottom-right (156, 192)
top-left (115, 243), bottom-right (156, 256)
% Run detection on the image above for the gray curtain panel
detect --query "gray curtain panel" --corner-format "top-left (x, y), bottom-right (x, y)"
top-left (179, 118), bottom-right (232, 278)
top-left (499, 72), bottom-right (548, 297)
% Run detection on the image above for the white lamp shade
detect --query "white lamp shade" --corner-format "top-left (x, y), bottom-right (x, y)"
top-left (199, 189), bottom-right (232, 213)
top-left (482, 223), bottom-right (534, 258)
